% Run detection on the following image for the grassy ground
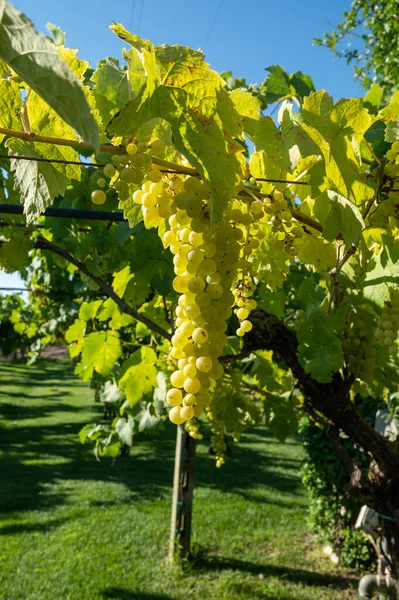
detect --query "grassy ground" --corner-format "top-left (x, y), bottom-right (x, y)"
top-left (0, 360), bottom-right (358, 600)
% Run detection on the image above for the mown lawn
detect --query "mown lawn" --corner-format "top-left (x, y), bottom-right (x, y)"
top-left (0, 360), bottom-right (358, 600)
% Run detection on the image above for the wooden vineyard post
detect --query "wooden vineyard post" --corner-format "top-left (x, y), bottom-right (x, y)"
top-left (169, 424), bottom-right (197, 562)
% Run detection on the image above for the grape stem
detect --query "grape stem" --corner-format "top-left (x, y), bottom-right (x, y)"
top-left (0, 126), bottom-right (197, 175)
top-left (363, 136), bottom-right (382, 166)
top-left (34, 236), bottom-right (172, 341)
top-left (241, 380), bottom-right (275, 400)
top-left (0, 153), bottom-right (107, 168)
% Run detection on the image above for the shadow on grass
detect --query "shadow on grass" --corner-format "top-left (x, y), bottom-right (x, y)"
top-left (192, 553), bottom-right (352, 591)
top-left (101, 590), bottom-right (177, 600)
top-left (0, 517), bottom-right (69, 536)
top-left (0, 360), bottom-right (305, 523)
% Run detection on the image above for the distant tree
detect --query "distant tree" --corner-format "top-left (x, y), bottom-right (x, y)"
top-left (315, 0), bottom-right (399, 97)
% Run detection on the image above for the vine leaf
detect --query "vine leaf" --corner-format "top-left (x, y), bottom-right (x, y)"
top-left (9, 140), bottom-right (69, 223)
top-left (0, 0), bottom-right (99, 149)
top-left (314, 190), bottom-right (365, 250)
top-left (297, 312), bottom-right (344, 383)
top-left (0, 229), bottom-right (32, 271)
top-left (118, 347), bottom-right (158, 405)
top-left (81, 331), bottom-right (122, 377)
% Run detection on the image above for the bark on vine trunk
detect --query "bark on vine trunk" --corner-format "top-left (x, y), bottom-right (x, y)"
top-left (246, 309), bottom-right (399, 580)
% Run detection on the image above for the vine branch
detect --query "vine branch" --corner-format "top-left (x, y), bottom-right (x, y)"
top-left (34, 236), bottom-right (172, 342)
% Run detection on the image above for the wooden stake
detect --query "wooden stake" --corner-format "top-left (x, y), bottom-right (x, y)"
top-left (169, 425), bottom-right (196, 562)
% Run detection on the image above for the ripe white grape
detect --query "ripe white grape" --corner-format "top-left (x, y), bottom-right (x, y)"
top-left (196, 356), bottom-right (212, 372)
top-left (241, 320), bottom-right (253, 333)
top-left (150, 139), bottom-right (166, 155)
top-left (192, 328), bottom-right (208, 344)
top-left (183, 393), bottom-right (197, 406)
top-left (184, 377), bottom-right (201, 394)
top-left (171, 370), bottom-right (185, 388)
top-left (188, 276), bottom-right (205, 294)
top-left (183, 363), bottom-right (197, 377)
top-left (91, 190), bottom-right (106, 205)
top-left (103, 163), bottom-right (116, 178)
top-left (126, 142), bottom-right (137, 155)
top-left (180, 406), bottom-right (195, 421)
top-left (167, 388), bottom-right (183, 406)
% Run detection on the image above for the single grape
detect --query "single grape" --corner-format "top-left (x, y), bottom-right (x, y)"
top-left (150, 139), bottom-right (166, 155)
top-left (183, 363), bottom-right (197, 377)
top-left (126, 142), bottom-right (137, 155)
top-left (167, 389), bottom-right (183, 406)
top-left (103, 163), bottom-right (116, 178)
top-left (241, 320), bottom-right (253, 332)
top-left (188, 276), bottom-right (205, 294)
top-left (192, 328), bottom-right (208, 344)
top-left (183, 393), bottom-right (197, 406)
top-left (91, 190), bottom-right (106, 205)
top-left (171, 370), bottom-right (185, 388)
top-left (184, 377), bottom-right (201, 394)
top-left (180, 406), bottom-right (195, 421)
top-left (196, 356), bottom-right (212, 372)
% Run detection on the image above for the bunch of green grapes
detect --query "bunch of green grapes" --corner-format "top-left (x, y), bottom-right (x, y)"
top-left (374, 288), bottom-right (399, 356)
top-left (263, 190), bottom-right (305, 256)
top-left (232, 274), bottom-right (256, 337)
top-left (344, 314), bottom-right (376, 382)
top-left (186, 417), bottom-right (203, 440)
top-left (91, 139), bottom-right (166, 206)
top-left (386, 141), bottom-right (399, 163)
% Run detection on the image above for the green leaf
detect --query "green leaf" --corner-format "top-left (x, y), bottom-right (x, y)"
top-left (112, 265), bottom-right (133, 297)
top-left (229, 88), bottom-right (261, 138)
top-left (0, 229), bottom-right (32, 272)
top-left (253, 118), bottom-right (291, 171)
top-left (363, 84), bottom-right (383, 114)
top-left (314, 190), bottom-right (365, 249)
top-left (100, 381), bottom-right (124, 404)
top-left (251, 225), bottom-right (290, 289)
top-left (257, 284), bottom-right (286, 318)
top-left (91, 57), bottom-right (130, 124)
top-left (119, 346), bottom-right (157, 406)
top-left (297, 312), bottom-right (344, 383)
top-left (78, 300), bottom-right (103, 322)
top-left (0, 0), bottom-right (99, 148)
top-left (252, 350), bottom-right (290, 393)
top-left (65, 318), bottom-right (86, 344)
top-left (0, 73), bottom-right (22, 142)
top-left (261, 65), bottom-right (292, 105)
top-left (46, 23), bottom-right (65, 46)
top-left (363, 234), bottom-right (399, 307)
top-left (264, 394), bottom-right (299, 442)
top-left (297, 91), bottom-right (374, 204)
top-left (8, 140), bottom-right (73, 223)
top-left (295, 233), bottom-right (336, 272)
top-left (115, 416), bottom-right (133, 446)
top-left (290, 71), bottom-right (315, 102)
top-left (82, 331), bottom-right (122, 377)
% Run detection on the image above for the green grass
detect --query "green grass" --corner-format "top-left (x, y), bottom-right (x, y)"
top-left (0, 359), bottom-right (358, 600)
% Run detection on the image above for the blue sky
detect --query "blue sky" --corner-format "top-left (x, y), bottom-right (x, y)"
top-left (2, 0), bottom-right (361, 293)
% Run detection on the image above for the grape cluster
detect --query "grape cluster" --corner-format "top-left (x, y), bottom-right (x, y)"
top-left (344, 314), bottom-right (376, 382)
top-left (386, 141), bottom-right (399, 163)
top-left (263, 190), bottom-right (305, 256)
top-left (374, 289), bottom-right (399, 356)
top-left (91, 139), bottom-right (166, 206)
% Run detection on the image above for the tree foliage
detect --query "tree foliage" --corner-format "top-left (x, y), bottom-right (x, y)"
top-left (315, 0), bottom-right (399, 97)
